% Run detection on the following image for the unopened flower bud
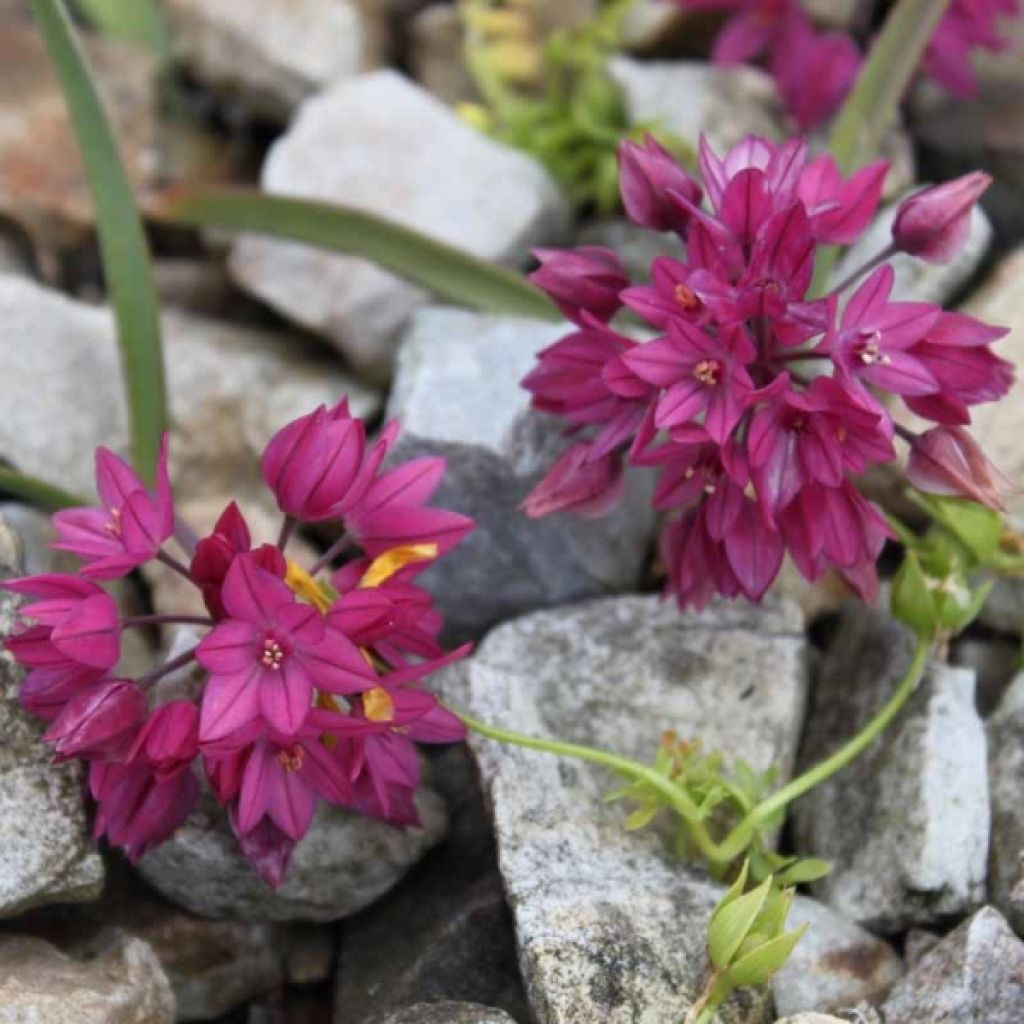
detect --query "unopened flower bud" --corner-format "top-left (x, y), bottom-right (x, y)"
top-left (892, 172), bottom-right (992, 264)
top-left (618, 134), bottom-right (702, 234)
top-left (44, 679), bottom-right (146, 761)
top-left (529, 247), bottom-right (628, 324)
top-left (907, 425), bottom-right (1010, 511)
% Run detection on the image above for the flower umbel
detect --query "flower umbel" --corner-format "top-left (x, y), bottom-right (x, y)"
top-left (524, 133), bottom-right (1012, 609)
top-left (3, 406), bottom-right (475, 887)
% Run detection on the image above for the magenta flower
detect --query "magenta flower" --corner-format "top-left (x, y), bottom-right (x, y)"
top-left (43, 679), bottom-right (146, 762)
top-left (53, 435), bottom-right (174, 579)
top-left (3, 405), bottom-right (474, 886)
top-left (892, 173), bottom-right (993, 264)
top-left (907, 425), bottom-right (1012, 511)
top-left (196, 556), bottom-right (377, 741)
top-left (618, 134), bottom-right (703, 234)
top-left (522, 133), bottom-right (1011, 609)
top-left (261, 399), bottom-right (368, 523)
top-left (924, 0), bottom-right (1020, 97)
top-left (529, 246), bottom-right (629, 323)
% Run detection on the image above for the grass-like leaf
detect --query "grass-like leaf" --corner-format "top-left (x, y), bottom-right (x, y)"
top-left (156, 187), bottom-right (561, 322)
top-left (29, 0), bottom-right (168, 485)
top-left (0, 467), bottom-right (84, 512)
top-left (72, 0), bottom-right (169, 55)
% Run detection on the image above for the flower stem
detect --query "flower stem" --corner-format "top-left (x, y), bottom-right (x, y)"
top-left (277, 515), bottom-right (296, 552)
top-left (684, 969), bottom-right (727, 1024)
top-left (156, 549), bottom-right (194, 582)
top-left (827, 243), bottom-right (896, 297)
top-left (138, 645), bottom-right (198, 687)
top-left (453, 636), bottom-right (932, 871)
top-left (122, 614), bottom-right (214, 628)
top-left (309, 530), bottom-right (354, 577)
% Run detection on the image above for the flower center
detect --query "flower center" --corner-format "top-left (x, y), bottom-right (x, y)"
top-left (363, 686), bottom-right (396, 723)
top-left (858, 333), bottom-right (891, 366)
top-left (693, 359), bottom-right (722, 386)
top-left (674, 283), bottom-right (701, 313)
top-left (261, 637), bottom-right (285, 669)
top-left (277, 745), bottom-right (303, 773)
top-left (105, 507), bottom-right (122, 537)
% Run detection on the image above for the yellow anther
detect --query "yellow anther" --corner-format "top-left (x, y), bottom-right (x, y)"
top-left (359, 544), bottom-right (439, 590)
top-left (285, 561), bottom-right (335, 614)
top-left (363, 686), bottom-right (396, 723)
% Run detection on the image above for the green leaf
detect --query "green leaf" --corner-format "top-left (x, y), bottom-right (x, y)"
top-left (725, 925), bottom-right (808, 988)
top-left (156, 188), bottom-right (562, 323)
top-left (0, 467), bottom-right (84, 512)
top-left (716, 860), bottom-right (750, 912)
top-left (931, 497), bottom-right (1003, 565)
top-left (774, 859), bottom-right (832, 887)
top-left (623, 803), bottom-right (660, 831)
top-left (72, 0), bottom-right (169, 55)
top-left (708, 876), bottom-right (771, 969)
top-left (939, 578), bottom-right (994, 635)
top-left (30, 0), bottom-right (167, 486)
top-left (751, 886), bottom-right (794, 939)
top-left (892, 550), bottom-right (937, 639)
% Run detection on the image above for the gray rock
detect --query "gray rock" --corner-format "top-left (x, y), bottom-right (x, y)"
top-left (609, 57), bottom-right (785, 154)
top-left (0, 516), bottom-right (104, 918)
top-left (950, 634), bottom-right (1020, 715)
top-left (283, 924), bottom-right (334, 986)
top-left (902, 929), bottom-right (941, 966)
top-left (165, 0), bottom-right (388, 120)
top-left (463, 595), bottom-right (808, 1024)
top-left (792, 604), bottom-right (989, 932)
top-left (0, 932), bottom-right (174, 1023)
top-left (386, 308), bottom-right (656, 641)
top-left (365, 1006), bottom-right (518, 1024)
top-left (230, 71), bottom-right (568, 380)
top-left (772, 897), bottom-right (903, 1018)
top-left (830, 192), bottom-right (992, 306)
top-left (987, 672), bottom-right (1024, 936)
top-left (880, 906), bottom-right (1024, 1023)
top-left (408, 4), bottom-right (477, 105)
top-left (335, 746), bottom-right (529, 1023)
top-left (138, 792), bottom-right (448, 923)
top-left (772, 1017), bottom-right (851, 1024)
top-left (0, 275), bottom-right (379, 501)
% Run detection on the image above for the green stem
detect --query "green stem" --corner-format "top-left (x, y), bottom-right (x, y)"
top-left (455, 709), bottom-right (726, 865)
top-left (714, 637), bottom-right (931, 861)
top-left (455, 637), bottom-right (932, 871)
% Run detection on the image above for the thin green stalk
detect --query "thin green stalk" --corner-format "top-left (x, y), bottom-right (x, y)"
top-left (0, 467), bottom-right (85, 512)
top-left (456, 636), bottom-right (932, 871)
top-left (455, 709), bottom-right (726, 865)
top-left (29, 0), bottom-right (167, 484)
top-left (715, 637), bottom-right (931, 862)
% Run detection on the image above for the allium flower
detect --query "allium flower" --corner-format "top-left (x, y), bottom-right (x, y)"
top-left (670, 0), bottom-right (1021, 128)
top-left (524, 133), bottom-right (1012, 609)
top-left (906, 425), bottom-right (1012, 510)
top-left (892, 173), bottom-right (993, 264)
top-left (2, 402), bottom-right (475, 886)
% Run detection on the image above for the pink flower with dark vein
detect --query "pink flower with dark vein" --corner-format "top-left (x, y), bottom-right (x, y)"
top-left (53, 435), bottom-right (174, 579)
top-left (44, 679), bottom-right (146, 762)
top-left (197, 556), bottom-right (377, 741)
top-left (529, 247), bottom-right (629, 324)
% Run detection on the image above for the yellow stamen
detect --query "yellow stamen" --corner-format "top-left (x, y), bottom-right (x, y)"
top-left (363, 686), bottom-right (396, 723)
top-left (359, 544), bottom-right (439, 590)
top-left (285, 561), bottom-right (335, 614)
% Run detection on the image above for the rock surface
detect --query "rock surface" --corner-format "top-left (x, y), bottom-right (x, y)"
top-left (138, 792), bottom-right (448, 923)
top-left (365, 1006), bottom-right (519, 1024)
top-left (609, 57), bottom-right (785, 154)
top-left (408, 3), bottom-right (477, 105)
top-left (792, 604), bottom-right (989, 932)
top-left (0, 275), bottom-right (379, 501)
top-left (772, 897), bottom-right (903, 1017)
top-left (463, 595), bottom-right (808, 1024)
top-left (0, 932), bottom-right (174, 1023)
top-left (0, 517), bottom-right (104, 919)
top-left (335, 746), bottom-right (529, 1022)
top-left (880, 906), bottom-right (1024, 1023)
top-left (165, 0), bottom-right (387, 119)
top-left (830, 192), bottom-right (992, 306)
top-left (231, 71), bottom-right (567, 380)
top-left (385, 308), bottom-right (656, 641)
top-left (987, 672), bottom-right (1024, 936)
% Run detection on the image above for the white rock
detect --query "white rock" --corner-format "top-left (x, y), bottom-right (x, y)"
top-left (0, 517), bottom-right (104, 919)
top-left (831, 191), bottom-right (992, 306)
top-left (0, 932), bottom-right (174, 1023)
top-left (773, 897), bottom-right (902, 1017)
top-left (230, 70), bottom-right (568, 380)
top-left (0, 275), bottom-right (379, 501)
top-left (165, 0), bottom-right (388, 120)
top-left (987, 672), bottom-right (1024, 936)
top-left (385, 308), bottom-right (656, 640)
top-left (793, 604), bottom-right (990, 932)
top-left (463, 595), bottom-right (807, 1024)
top-left (609, 57), bottom-right (785, 154)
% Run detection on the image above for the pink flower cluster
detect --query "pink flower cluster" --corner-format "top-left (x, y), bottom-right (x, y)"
top-left (523, 134), bottom-right (1013, 609)
top-left (672, 0), bottom-right (1020, 129)
top-left (3, 402), bottom-right (474, 886)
